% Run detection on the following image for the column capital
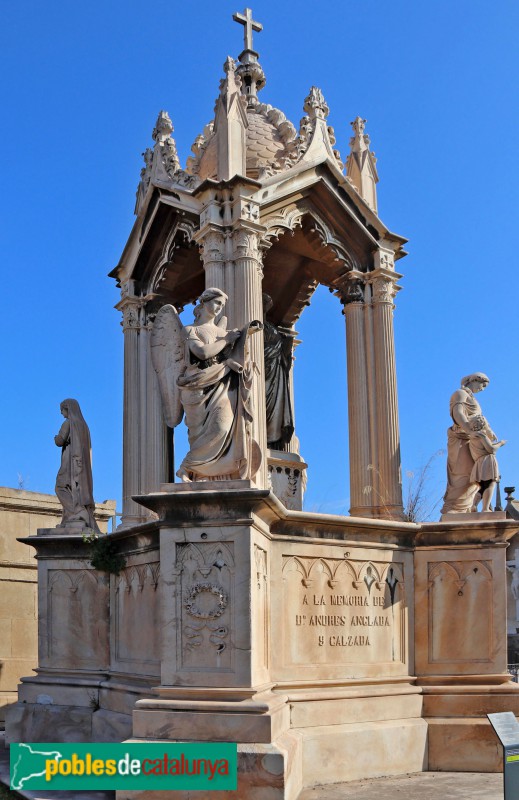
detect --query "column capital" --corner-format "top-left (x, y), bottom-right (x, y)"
top-left (334, 270), bottom-right (366, 306)
top-left (115, 291), bottom-right (148, 332)
top-left (194, 226), bottom-right (227, 264)
top-left (368, 267), bottom-right (403, 305)
top-left (232, 225), bottom-right (261, 258)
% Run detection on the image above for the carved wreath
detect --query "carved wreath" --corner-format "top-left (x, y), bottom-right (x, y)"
top-left (184, 583), bottom-right (228, 620)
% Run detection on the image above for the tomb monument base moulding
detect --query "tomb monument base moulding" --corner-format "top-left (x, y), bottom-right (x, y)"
top-left (6, 7), bottom-right (519, 800)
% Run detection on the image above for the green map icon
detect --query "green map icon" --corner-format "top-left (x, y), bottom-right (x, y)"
top-left (11, 743), bottom-right (62, 790)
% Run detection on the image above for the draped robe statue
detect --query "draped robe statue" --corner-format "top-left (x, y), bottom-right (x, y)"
top-left (151, 288), bottom-right (262, 482)
top-left (263, 294), bottom-right (295, 450)
top-left (441, 372), bottom-right (498, 514)
top-left (55, 398), bottom-right (99, 531)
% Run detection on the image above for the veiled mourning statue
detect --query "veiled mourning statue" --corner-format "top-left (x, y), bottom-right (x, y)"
top-left (55, 398), bottom-right (100, 531)
top-left (151, 288), bottom-right (262, 482)
top-left (441, 372), bottom-right (501, 514)
top-left (263, 294), bottom-right (295, 450)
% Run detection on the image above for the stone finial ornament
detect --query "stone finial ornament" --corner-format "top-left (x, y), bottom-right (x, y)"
top-left (346, 116), bottom-right (379, 213)
top-left (135, 110), bottom-right (191, 215)
top-left (441, 373), bottom-right (503, 515)
top-left (151, 290), bottom-right (263, 482)
top-left (304, 87), bottom-right (330, 121)
top-left (54, 399), bottom-right (100, 532)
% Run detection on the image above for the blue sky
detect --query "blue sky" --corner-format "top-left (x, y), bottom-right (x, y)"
top-left (1, 1), bottom-right (518, 519)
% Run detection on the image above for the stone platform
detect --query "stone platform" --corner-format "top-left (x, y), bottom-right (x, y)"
top-left (5, 488), bottom-right (519, 798)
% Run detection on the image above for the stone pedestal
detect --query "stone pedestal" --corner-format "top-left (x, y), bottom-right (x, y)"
top-left (441, 511), bottom-right (507, 523)
top-left (6, 493), bottom-right (519, 798)
top-left (415, 517), bottom-right (519, 772)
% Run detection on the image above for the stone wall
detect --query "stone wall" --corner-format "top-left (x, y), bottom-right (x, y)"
top-left (0, 487), bottom-right (116, 727)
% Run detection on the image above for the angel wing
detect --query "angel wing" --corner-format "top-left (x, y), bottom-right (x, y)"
top-left (150, 305), bottom-right (186, 428)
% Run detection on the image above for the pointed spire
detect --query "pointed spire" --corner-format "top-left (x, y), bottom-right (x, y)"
top-left (152, 110), bottom-right (180, 175)
top-left (346, 116), bottom-right (379, 214)
top-left (214, 57), bottom-right (248, 180)
top-left (134, 110), bottom-right (180, 215)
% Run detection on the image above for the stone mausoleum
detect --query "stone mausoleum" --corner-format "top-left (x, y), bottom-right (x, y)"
top-left (6, 9), bottom-right (519, 799)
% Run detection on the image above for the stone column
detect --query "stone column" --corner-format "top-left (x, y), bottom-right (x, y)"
top-left (196, 227), bottom-right (227, 294)
top-left (341, 274), bottom-right (373, 517)
top-left (230, 226), bottom-right (268, 488)
top-left (116, 290), bottom-right (147, 527)
top-left (287, 330), bottom-right (300, 455)
top-left (141, 306), bottom-right (168, 501)
top-left (363, 297), bottom-right (379, 509)
top-left (369, 258), bottom-right (404, 519)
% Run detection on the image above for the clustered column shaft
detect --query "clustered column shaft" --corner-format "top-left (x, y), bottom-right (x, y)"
top-left (231, 227), bottom-right (268, 487)
top-left (142, 313), bottom-right (168, 499)
top-left (119, 296), bottom-right (147, 526)
top-left (343, 281), bottom-right (373, 516)
top-left (369, 269), bottom-right (403, 518)
top-left (341, 263), bottom-right (403, 520)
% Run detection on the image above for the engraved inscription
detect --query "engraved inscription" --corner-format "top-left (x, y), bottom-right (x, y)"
top-left (282, 556), bottom-right (405, 666)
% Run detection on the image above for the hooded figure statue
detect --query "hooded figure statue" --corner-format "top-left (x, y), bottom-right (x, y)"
top-left (54, 398), bottom-right (99, 531)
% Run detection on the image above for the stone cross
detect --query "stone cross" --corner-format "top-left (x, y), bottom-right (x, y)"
top-left (233, 7), bottom-right (262, 52)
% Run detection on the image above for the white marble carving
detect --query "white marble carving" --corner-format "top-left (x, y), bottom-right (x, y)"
top-left (151, 288), bottom-right (263, 481)
top-left (441, 373), bottom-right (502, 515)
top-left (54, 399), bottom-right (99, 532)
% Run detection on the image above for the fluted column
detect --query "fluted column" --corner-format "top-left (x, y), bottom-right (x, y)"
top-left (230, 226), bottom-right (268, 488)
top-left (341, 275), bottom-right (373, 517)
top-left (116, 290), bottom-right (147, 527)
top-left (369, 261), bottom-right (404, 519)
top-left (141, 307), bottom-right (168, 502)
top-left (195, 227), bottom-right (227, 294)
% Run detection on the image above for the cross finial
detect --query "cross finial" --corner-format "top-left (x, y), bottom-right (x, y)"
top-left (232, 7), bottom-right (262, 53)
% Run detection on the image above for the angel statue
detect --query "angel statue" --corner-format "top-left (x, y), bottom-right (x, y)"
top-left (54, 398), bottom-right (100, 531)
top-left (151, 288), bottom-right (263, 482)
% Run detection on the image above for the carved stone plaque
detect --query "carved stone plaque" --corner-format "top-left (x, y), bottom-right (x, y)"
top-left (282, 556), bottom-right (405, 666)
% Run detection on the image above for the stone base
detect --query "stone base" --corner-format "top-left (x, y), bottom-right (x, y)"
top-left (37, 523), bottom-right (96, 536)
top-left (297, 718), bottom-right (427, 786)
top-left (160, 479), bottom-right (253, 493)
top-left (422, 682), bottom-right (519, 770)
top-left (427, 718), bottom-right (501, 771)
top-left (5, 672), bottom-right (148, 745)
top-left (440, 511), bottom-right (507, 522)
top-left (125, 683), bottom-right (429, 794)
top-left (92, 708), bottom-right (132, 742)
top-left (5, 702), bottom-right (94, 744)
top-left (115, 733), bottom-right (303, 800)
top-left (132, 688), bottom-right (289, 744)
